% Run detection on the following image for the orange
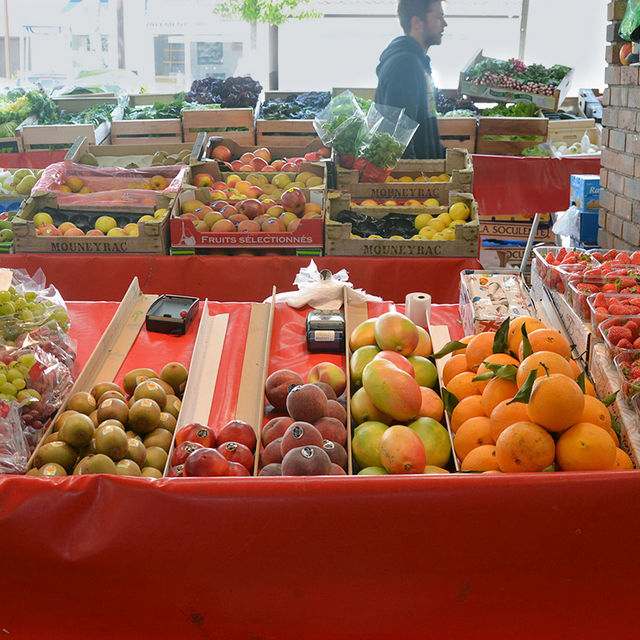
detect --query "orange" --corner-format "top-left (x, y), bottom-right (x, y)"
top-left (519, 328), bottom-right (571, 360)
top-left (516, 351), bottom-right (574, 388)
top-left (461, 445), bottom-right (500, 472)
top-left (584, 378), bottom-right (597, 397)
top-left (507, 316), bottom-right (545, 356)
top-left (150, 175), bottom-right (169, 190)
top-left (452, 335), bottom-right (473, 356)
top-left (454, 416), bottom-right (493, 461)
top-left (614, 448), bottom-right (634, 470)
top-left (489, 399), bottom-right (530, 443)
top-left (475, 353), bottom-right (519, 392)
top-left (495, 421), bottom-right (556, 473)
top-left (465, 332), bottom-right (496, 371)
top-left (527, 374), bottom-right (585, 433)
top-left (481, 377), bottom-right (518, 417)
top-left (602, 423), bottom-right (620, 447)
top-left (569, 359), bottom-right (581, 378)
top-left (556, 422), bottom-right (617, 471)
top-left (450, 395), bottom-right (485, 433)
top-left (442, 354), bottom-right (469, 386)
top-left (446, 371), bottom-right (483, 403)
top-left (578, 396), bottom-right (611, 431)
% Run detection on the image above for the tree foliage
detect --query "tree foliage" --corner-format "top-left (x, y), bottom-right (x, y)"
top-left (213, 0), bottom-right (321, 26)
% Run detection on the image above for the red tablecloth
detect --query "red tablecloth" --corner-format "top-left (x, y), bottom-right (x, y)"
top-left (473, 154), bottom-right (601, 217)
top-left (0, 255), bottom-right (482, 304)
top-left (0, 150), bottom-right (67, 169)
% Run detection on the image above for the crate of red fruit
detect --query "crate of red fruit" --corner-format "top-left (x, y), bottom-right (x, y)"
top-left (588, 292), bottom-right (640, 334)
top-left (567, 272), bottom-right (640, 320)
top-left (459, 50), bottom-right (573, 111)
top-left (533, 245), bottom-right (595, 292)
top-left (589, 248), bottom-right (640, 265)
top-left (614, 351), bottom-right (640, 403)
top-left (598, 317), bottom-right (640, 360)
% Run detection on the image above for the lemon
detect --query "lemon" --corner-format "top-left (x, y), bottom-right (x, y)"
top-left (154, 208), bottom-right (168, 220)
top-left (428, 176), bottom-right (440, 182)
top-left (95, 215), bottom-right (117, 233)
top-left (441, 228), bottom-right (455, 240)
top-left (424, 198), bottom-right (439, 207)
top-left (368, 234), bottom-right (383, 239)
top-left (427, 218), bottom-right (446, 232)
top-left (419, 227), bottom-right (436, 239)
top-left (432, 232), bottom-right (446, 240)
top-left (439, 174), bottom-right (451, 181)
top-left (449, 202), bottom-right (471, 221)
top-left (411, 234), bottom-right (423, 240)
top-left (450, 220), bottom-right (465, 228)
top-left (437, 213), bottom-right (452, 226)
top-left (414, 213), bottom-right (433, 230)
top-left (398, 176), bottom-right (413, 182)
top-left (389, 235), bottom-right (404, 240)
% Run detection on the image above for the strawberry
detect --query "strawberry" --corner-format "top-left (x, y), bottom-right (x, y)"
top-left (587, 268), bottom-right (603, 278)
top-left (602, 283), bottom-right (619, 293)
top-left (633, 337), bottom-right (640, 350)
top-left (562, 256), bottom-right (577, 265)
top-left (576, 283), bottom-right (600, 294)
top-left (630, 366), bottom-right (640, 380)
top-left (618, 338), bottom-right (634, 350)
top-left (595, 306), bottom-right (609, 316)
top-left (620, 287), bottom-right (640, 294)
top-left (617, 278), bottom-right (637, 290)
top-left (627, 318), bottom-right (640, 330)
top-left (609, 303), bottom-right (633, 315)
top-left (629, 305), bottom-right (640, 315)
top-left (618, 252), bottom-right (631, 264)
top-left (556, 282), bottom-right (565, 294)
top-left (607, 326), bottom-right (633, 344)
top-left (557, 248), bottom-right (567, 260)
top-left (591, 252), bottom-right (605, 262)
top-left (631, 251), bottom-right (640, 265)
top-left (604, 249), bottom-right (618, 261)
top-left (624, 320), bottom-right (639, 340)
top-left (594, 292), bottom-right (606, 307)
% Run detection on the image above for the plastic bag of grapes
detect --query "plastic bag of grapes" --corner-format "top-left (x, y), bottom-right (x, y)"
top-left (0, 399), bottom-right (31, 474)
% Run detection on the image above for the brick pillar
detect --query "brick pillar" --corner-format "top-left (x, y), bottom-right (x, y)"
top-left (600, 0), bottom-right (640, 250)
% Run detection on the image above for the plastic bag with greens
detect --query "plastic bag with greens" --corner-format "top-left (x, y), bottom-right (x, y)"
top-left (354, 104), bottom-right (419, 182)
top-left (620, 0), bottom-right (640, 41)
top-left (313, 91), bottom-right (367, 169)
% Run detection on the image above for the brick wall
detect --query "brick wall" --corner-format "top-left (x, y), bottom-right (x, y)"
top-left (600, 0), bottom-right (640, 250)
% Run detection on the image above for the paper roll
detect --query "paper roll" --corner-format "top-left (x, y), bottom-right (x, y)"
top-left (405, 292), bottom-right (431, 328)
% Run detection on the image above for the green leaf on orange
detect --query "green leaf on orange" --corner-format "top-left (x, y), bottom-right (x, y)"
top-left (442, 388), bottom-right (459, 414)
top-left (603, 391), bottom-right (619, 407)
top-left (432, 341), bottom-right (467, 360)
top-left (576, 371), bottom-right (586, 394)
top-left (507, 368), bottom-right (538, 405)
top-left (492, 317), bottom-right (510, 354)
top-left (521, 323), bottom-right (533, 359)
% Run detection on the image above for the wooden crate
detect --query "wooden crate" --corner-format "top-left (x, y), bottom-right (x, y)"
top-left (459, 49), bottom-right (574, 112)
top-left (204, 136), bottom-right (324, 161)
top-left (331, 88), bottom-right (376, 101)
top-left (476, 117), bottom-right (549, 156)
top-left (12, 192), bottom-right (171, 255)
top-left (19, 96), bottom-right (119, 151)
top-left (182, 108), bottom-right (255, 145)
top-left (65, 133), bottom-right (206, 167)
top-left (111, 93), bottom-right (183, 144)
top-left (256, 119), bottom-right (318, 147)
top-left (438, 118), bottom-right (477, 153)
top-left (324, 191), bottom-right (479, 258)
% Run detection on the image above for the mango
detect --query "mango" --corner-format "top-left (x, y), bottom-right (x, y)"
top-left (379, 425), bottom-right (426, 474)
top-left (362, 359), bottom-right (421, 423)
top-left (350, 387), bottom-right (393, 426)
top-left (349, 318), bottom-right (376, 351)
top-left (350, 345), bottom-right (380, 388)
top-left (373, 312), bottom-right (419, 356)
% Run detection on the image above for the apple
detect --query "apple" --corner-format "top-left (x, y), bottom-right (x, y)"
top-left (263, 166), bottom-right (276, 172)
top-left (238, 199), bottom-right (264, 220)
top-left (304, 152), bottom-right (320, 162)
top-left (261, 218), bottom-right (284, 232)
top-left (279, 211), bottom-right (297, 228)
top-left (182, 199), bottom-right (203, 214)
top-left (384, 200), bottom-right (398, 207)
top-left (181, 213), bottom-right (198, 222)
top-left (218, 420), bottom-right (257, 451)
top-left (193, 173), bottom-right (213, 188)
top-left (251, 157), bottom-right (269, 171)
top-left (254, 214), bottom-right (269, 226)
top-left (204, 211), bottom-right (224, 228)
top-left (228, 213), bottom-right (249, 225)
top-left (193, 220), bottom-right (209, 232)
top-left (254, 147), bottom-right (272, 163)
top-left (58, 222), bottom-right (77, 234)
top-left (86, 229), bottom-right (104, 236)
top-left (212, 181), bottom-right (228, 192)
top-left (208, 189), bottom-right (227, 201)
top-left (64, 227), bottom-right (85, 236)
top-left (220, 204), bottom-right (239, 219)
top-left (245, 185), bottom-right (264, 199)
top-left (211, 145), bottom-right (231, 162)
top-left (171, 441), bottom-right (205, 467)
top-left (226, 174), bottom-right (241, 188)
top-left (266, 205), bottom-right (285, 218)
top-left (237, 220), bottom-right (260, 232)
top-left (176, 423), bottom-right (216, 448)
top-left (184, 447), bottom-right (229, 477)
top-left (281, 187), bottom-right (306, 215)
top-left (240, 152), bottom-right (255, 164)
top-left (37, 224), bottom-right (61, 236)
top-left (212, 219), bottom-right (236, 232)
top-left (33, 212), bottom-right (54, 228)
top-left (194, 205), bottom-right (213, 220)
top-left (230, 160), bottom-right (244, 171)
top-left (287, 218), bottom-right (301, 232)
top-left (211, 201), bottom-right (228, 212)
top-left (281, 162), bottom-right (298, 172)
top-left (271, 160), bottom-right (285, 171)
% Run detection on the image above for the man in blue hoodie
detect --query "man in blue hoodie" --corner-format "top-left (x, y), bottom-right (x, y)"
top-left (376, 0), bottom-right (447, 159)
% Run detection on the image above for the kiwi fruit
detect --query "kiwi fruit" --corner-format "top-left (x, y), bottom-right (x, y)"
top-left (98, 419), bottom-right (125, 431)
top-left (158, 412), bottom-right (177, 434)
top-left (79, 152), bottom-right (99, 166)
top-left (163, 395), bottom-right (181, 419)
top-left (39, 462), bottom-right (67, 477)
top-left (133, 380), bottom-right (167, 410)
top-left (94, 425), bottom-right (129, 461)
top-left (34, 441), bottom-right (77, 472)
top-left (66, 391), bottom-right (97, 416)
top-left (146, 377), bottom-right (174, 397)
top-left (90, 381), bottom-right (123, 403)
top-left (26, 467), bottom-right (41, 476)
top-left (144, 446), bottom-right (168, 472)
top-left (84, 454), bottom-right (118, 475)
top-left (123, 368), bottom-right (159, 395)
top-left (97, 398), bottom-right (129, 425)
top-left (88, 410), bottom-right (99, 428)
top-left (125, 162), bottom-right (139, 169)
top-left (160, 363), bottom-right (188, 395)
top-left (141, 467), bottom-right (163, 478)
top-left (43, 432), bottom-right (61, 444)
top-left (126, 439), bottom-right (147, 467)
top-left (73, 456), bottom-right (93, 475)
top-left (54, 410), bottom-right (78, 433)
top-left (126, 430), bottom-right (142, 442)
top-left (143, 428), bottom-right (173, 452)
top-left (116, 459), bottom-right (142, 477)
top-left (59, 413), bottom-right (95, 449)
top-left (99, 390), bottom-right (127, 404)
top-left (128, 398), bottom-right (161, 434)
top-left (80, 438), bottom-right (97, 457)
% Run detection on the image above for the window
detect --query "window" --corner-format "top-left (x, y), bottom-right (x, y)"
top-left (154, 35), bottom-right (185, 76)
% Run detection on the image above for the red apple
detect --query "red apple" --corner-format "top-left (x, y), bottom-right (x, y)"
top-left (216, 441), bottom-right (254, 471)
top-left (184, 447), bottom-right (229, 477)
top-left (237, 220), bottom-right (261, 232)
top-left (212, 181), bottom-right (228, 192)
top-left (271, 160), bottom-right (285, 171)
top-left (227, 461), bottom-right (251, 476)
top-left (220, 204), bottom-right (239, 218)
top-left (304, 152), bottom-right (320, 162)
top-left (193, 173), bottom-right (213, 187)
top-left (239, 164), bottom-right (254, 172)
top-left (176, 423), bottom-right (216, 448)
top-left (208, 189), bottom-right (227, 201)
top-left (193, 205), bottom-right (213, 220)
top-left (254, 147), bottom-right (272, 163)
top-left (281, 162), bottom-right (298, 172)
top-left (245, 185), bottom-right (264, 199)
top-left (167, 464), bottom-right (185, 477)
top-left (228, 213), bottom-right (249, 225)
top-left (262, 166), bottom-right (276, 172)
top-left (212, 219), bottom-right (236, 232)
top-left (218, 420), bottom-right (257, 451)
top-left (251, 157), bottom-right (269, 171)
top-left (212, 200), bottom-right (229, 212)
top-left (237, 199), bottom-right (264, 220)
top-left (231, 160), bottom-right (244, 171)
top-left (171, 441), bottom-right (204, 466)
top-left (281, 187), bottom-right (306, 215)
top-left (211, 145), bottom-right (231, 162)
top-left (181, 213), bottom-right (198, 222)
top-left (86, 229), bottom-right (104, 236)
top-left (240, 152), bottom-right (255, 164)
top-left (261, 218), bottom-right (284, 232)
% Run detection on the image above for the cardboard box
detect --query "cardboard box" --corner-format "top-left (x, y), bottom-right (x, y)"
top-left (575, 211), bottom-right (600, 245)
top-left (182, 107), bottom-right (255, 145)
top-left (459, 49), bottom-right (573, 112)
top-left (170, 187), bottom-right (324, 254)
top-left (324, 191), bottom-right (479, 258)
top-left (480, 219), bottom-right (554, 242)
top-left (19, 96), bottom-right (120, 150)
top-left (12, 193), bottom-right (171, 255)
top-left (570, 174), bottom-right (601, 211)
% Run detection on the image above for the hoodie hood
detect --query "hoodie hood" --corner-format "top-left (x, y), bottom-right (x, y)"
top-left (377, 36), bottom-right (431, 77)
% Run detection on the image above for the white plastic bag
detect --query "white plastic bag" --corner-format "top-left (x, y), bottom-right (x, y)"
top-left (552, 206), bottom-right (581, 238)
top-left (264, 260), bottom-right (382, 310)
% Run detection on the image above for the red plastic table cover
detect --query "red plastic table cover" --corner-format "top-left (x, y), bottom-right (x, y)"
top-left (473, 154), bottom-right (601, 217)
top-left (0, 301), bottom-right (638, 638)
top-left (0, 255), bottom-right (482, 304)
top-left (0, 149), bottom-right (67, 169)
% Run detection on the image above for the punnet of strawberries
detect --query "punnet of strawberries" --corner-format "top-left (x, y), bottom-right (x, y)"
top-left (590, 249), bottom-right (640, 265)
top-left (599, 317), bottom-right (640, 361)
top-left (587, 292), bottom-right (640, 333)
top-left (613, 350), bottom-right (640, 402)
top-left (537, 247), bottom-right (595, 293)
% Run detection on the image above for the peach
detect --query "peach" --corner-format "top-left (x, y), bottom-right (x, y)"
top-left (311, 382), bottom-right (337, 401)
top-left (259, 463), bottom-right (282, 476)
top-left (323, 441), bottom-right (348, 469)
top-left (307, 362), bottom-right (346, 397)
top-left (281, 445), bottom-right (332, 476)
top-left (265, 369), bottom-right (304, 410)
top-left (261, 416), bottom-right (294, 446)
top-left (260, 438), bottom-right (284, 466)
top-left (325, 399), bottom-right (347, 425)
top-left (313, 417), bottom-right (347, 446)
top-left (281, 422), bottom-right (324, 456)
top-left (286, 384), bottom-right (327, 423)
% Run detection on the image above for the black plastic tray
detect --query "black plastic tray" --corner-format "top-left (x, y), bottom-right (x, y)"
top-left (145, 295), bottom-right (199, 335)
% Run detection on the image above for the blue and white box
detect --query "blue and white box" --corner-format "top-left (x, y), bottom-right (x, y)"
top-left (570, 174), bottom-right (601, 212)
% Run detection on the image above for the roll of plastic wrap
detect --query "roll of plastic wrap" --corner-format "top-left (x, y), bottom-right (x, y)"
top-left (405, 292), bottom-right (431, 328)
